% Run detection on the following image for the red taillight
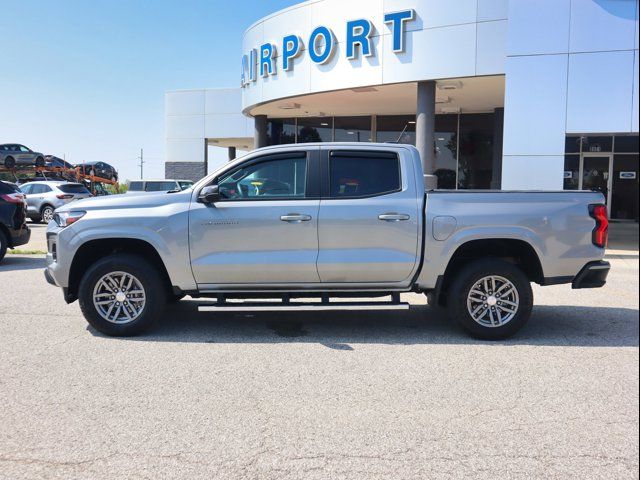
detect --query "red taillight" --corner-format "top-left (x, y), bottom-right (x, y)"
top-left (56, 194), bottom-right (73, 199)
top-left (0, 193), bottom-right (24, 204)
top-left (589, 204), bottom-right (609, 248)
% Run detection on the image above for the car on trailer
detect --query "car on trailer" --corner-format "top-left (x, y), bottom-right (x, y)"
top-left (45, 156), bottom-right (75, 170)
top-left (0, 144), bottom-right (46, 169)
top-left (75, 161), bottom-right (118, 182)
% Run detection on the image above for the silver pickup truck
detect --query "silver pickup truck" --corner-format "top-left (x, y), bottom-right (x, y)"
top-left (44, 143), bottom-right (610, 340)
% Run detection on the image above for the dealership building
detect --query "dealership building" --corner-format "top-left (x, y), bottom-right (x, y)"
top-left (166, 0), bottom-right (639, 221)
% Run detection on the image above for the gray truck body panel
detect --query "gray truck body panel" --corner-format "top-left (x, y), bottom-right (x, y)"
top-left (45, 143), bottom-right (606, 295)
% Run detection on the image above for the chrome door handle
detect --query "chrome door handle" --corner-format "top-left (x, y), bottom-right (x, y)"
top-left (378, 213), bottom-right (410, 222)
top-left (280, 214), bottom-right (312, 223)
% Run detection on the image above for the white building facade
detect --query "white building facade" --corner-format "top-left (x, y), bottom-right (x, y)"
top-left (166, 0), bottom-right (639, 221)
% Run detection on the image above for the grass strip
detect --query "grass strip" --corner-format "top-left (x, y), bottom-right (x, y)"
top-left (8, 249), bottom-right (47, 255)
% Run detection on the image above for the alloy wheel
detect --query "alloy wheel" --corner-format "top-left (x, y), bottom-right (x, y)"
top-left (466, 275), bottom-right (520, 328)
top-left (92, 271), bottom-right (146, 324)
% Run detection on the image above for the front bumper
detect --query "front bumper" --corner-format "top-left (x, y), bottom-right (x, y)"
top-left (572, 261), bottom-right (611, 289)
top-left (11, 225), bottom-right (31, 248)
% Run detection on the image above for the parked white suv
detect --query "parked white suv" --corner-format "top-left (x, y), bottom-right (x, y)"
top-left (127, 179), bottom-right (194, 194)
top-left (19, 181), bottom-right (91, 223)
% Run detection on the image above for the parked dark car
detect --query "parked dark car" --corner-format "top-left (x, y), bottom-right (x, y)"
top-left (75, 161), bottom-right (118, 182)
top-left (45, 155), bottom-right (74, 170)
top-left (0, 181), bottom-right (31, 262)
top-left (0, 144), bottom-right (45, 169)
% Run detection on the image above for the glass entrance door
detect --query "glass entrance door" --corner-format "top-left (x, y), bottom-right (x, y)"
top-left (581, 155), bottom-right (612, 214)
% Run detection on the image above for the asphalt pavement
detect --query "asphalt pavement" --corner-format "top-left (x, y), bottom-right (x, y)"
top-left (0, 253), bottom-right (638, 479)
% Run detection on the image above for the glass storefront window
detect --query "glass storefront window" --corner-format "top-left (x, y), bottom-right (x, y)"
top-left (376, 116), bottom-right (416, 145)
top-left (457, 114), bottom-right (493, 189)
top-left (563, 154), bottom-right (580, 190)
top-left (261, 113), bottom-right (500, 191)
top-left (267, 118), bottom-right (296, 145)
top-left (565, 136), bottom-right (581, 154)
top-left (297, 117), bottom-right (333, 143)
top-left (614, 135), bottom-right (639, 153)
top-left (582, 136), bottom-right (613, 153)
top-left (612, 154), bottom-right (639, 221)
top-left (334, 116), bottom-right (372, 142)
top-left (433, 114), bottom-right (459, 190)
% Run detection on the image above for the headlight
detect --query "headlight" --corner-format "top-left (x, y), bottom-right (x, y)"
top-left (54, 210), bottom-right (86, 228)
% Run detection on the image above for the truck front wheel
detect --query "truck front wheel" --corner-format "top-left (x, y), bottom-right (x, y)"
top-left (448, 259), bottom-right (533, 340)
top-left (78, 254), bottom-right (167, 336)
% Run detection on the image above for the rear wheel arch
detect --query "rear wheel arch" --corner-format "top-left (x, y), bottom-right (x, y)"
top-left (433, 238), bottom-right (543, 307)
top-left (68, 238), bottom-right (174, 302)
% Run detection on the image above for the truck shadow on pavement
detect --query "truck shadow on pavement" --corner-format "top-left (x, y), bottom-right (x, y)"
top-left (100, 300), bottom-right (639, 348)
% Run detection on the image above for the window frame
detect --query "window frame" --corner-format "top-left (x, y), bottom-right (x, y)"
top-left (321, 150), bottom-right (403, 200)
top-left (211, 150), bottom-right (320, 203)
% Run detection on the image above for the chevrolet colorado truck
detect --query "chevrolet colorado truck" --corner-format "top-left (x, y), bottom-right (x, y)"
top-left (44, 143), bottom-right (610, 339)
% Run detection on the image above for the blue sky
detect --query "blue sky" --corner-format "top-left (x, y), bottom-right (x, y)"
top-left (0, 0), bottom-right (300, 181)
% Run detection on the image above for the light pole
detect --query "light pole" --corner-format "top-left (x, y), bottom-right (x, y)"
top-left (137, 149), bottom-right (144, 179)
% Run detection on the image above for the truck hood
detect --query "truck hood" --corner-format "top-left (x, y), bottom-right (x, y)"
top-left (55, 191), bottom-right (191, 213)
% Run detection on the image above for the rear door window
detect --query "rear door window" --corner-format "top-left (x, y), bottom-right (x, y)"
top-left (328, 151), bottom-right (401, 198)
top-left (58, 183), bottom-right (90, 194)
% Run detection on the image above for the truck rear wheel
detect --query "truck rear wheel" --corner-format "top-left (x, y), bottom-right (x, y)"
top-left (78, 254), bottom-right (167, 336)
top-left (448, 259), bottom-right (533, 340)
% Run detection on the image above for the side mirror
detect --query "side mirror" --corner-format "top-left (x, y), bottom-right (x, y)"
top-left (198, 184), bottom-right (220, 204)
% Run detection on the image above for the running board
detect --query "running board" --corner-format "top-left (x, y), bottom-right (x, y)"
top-left (198, 301), bottom-right (410, 312)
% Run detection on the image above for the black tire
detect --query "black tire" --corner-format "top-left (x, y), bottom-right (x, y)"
top-left (4, 156), bottom-right (15, 169)
top-left (40, 205), bottom-right (55, 223)
top-left (30, 216), bottom-right (42, 224)
top-left (0, 230), bottom-right (7, 263)
top-left (35, 156), bottom-right (45, 167)
top-left (426, 292), bottom-right (443, 309)
top-left (447, 259), bottom-right (533, 340)
top-left (78, 254), bottom-right (167, 336)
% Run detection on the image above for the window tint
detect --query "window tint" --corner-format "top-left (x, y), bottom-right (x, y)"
top-left (58, 183), bottom-right (90, 194)
top-left (129, 181), bottom-right (143, 191)
top-left (0, 182), bottom-right (18, 194)
top-left (145, 181), bottom-right (178, 192)
top-left (19, 184), bottom-right (33, 194)
top-left (329, 152), bottom-right (400, 198)
top-left (31, 184), bottom-right (52, 193)
top-left (219, 155), bottom-right (307, 200)
top-left (615, 135), bottom-right (639, 153)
